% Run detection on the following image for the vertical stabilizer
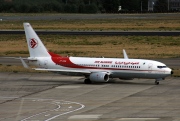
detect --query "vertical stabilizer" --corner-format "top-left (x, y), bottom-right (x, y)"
top-left (24, 23), bottom-right (50, 57)
top-left (123, 49), bottom-right (129, 59)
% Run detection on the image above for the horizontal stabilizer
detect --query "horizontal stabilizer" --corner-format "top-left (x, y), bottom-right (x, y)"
top-left (27, 57), bottom-right (37, 61)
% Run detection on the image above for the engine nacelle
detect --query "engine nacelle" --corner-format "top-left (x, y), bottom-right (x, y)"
top-left (89, 72), bottom-right (109, 82)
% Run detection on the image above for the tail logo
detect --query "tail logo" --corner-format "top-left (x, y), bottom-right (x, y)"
top-left (29, 38), bottom-right (38, 49)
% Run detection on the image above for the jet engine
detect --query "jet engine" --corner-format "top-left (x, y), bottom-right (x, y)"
top-left (89, 72), bottom-right (109, 82)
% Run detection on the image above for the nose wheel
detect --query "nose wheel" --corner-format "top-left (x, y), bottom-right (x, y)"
top-left (155, 81), bottom-right (159, 85)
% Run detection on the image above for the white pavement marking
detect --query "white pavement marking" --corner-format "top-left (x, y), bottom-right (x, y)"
top-left (118, 118), bottom-right (160, 121)
top-left (16, 98), bottom-right (25, 121)
top-left (69, 114), bottom-right (102, 119)
top-left (44, 102), bottom-right (85, 121)
top-left (45, 114), bottom-right (51, 117)
top-left (19, 98), bottom-right (85, 121)
top-left (21, 99), bottom-right (61, 121)
top-left (55, 86), bottom-right (81, 89)
top-left (0, 96), bottom-right (19, 99)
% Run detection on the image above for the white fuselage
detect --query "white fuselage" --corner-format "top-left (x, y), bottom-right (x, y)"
top-left (29, 56), bottom-right (172, 79)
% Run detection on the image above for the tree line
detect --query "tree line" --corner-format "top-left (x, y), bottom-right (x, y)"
top-left (0, 0), bottom-right (171, 13)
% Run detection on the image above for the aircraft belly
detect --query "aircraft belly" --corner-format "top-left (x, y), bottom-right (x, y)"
top-left (55, 71), bottom-right (84, 76)
top-left (111, 72), bottom-right (170, 79)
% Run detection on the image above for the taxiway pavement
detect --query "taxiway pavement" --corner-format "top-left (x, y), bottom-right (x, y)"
top-left (0, 72), bottom-right (180, 121)
top-left (1, 13), bottom-right (180, 21)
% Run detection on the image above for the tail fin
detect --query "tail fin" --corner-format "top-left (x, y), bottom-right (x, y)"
top-left (24, 23), bottom-right (50, 57)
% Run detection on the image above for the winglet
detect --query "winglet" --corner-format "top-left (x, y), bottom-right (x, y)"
top-left (123, 49), bottom-right (129, 59)
top-left (20, 57), bottom-right (29, 69)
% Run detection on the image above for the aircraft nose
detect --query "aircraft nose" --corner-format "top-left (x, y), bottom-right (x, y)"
top-left (167, 67), bottom-right (173, 75)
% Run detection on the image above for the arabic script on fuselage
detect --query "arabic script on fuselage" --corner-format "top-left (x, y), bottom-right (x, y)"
top-left (115, 61), bottom-right (139, 65)
top-left (94, 61), bottom-right (139, 65)
top-left (94, 61), bottom-right (113, 64)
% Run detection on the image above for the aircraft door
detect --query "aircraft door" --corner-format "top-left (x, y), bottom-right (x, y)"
top-left (148, 63), bottom-right (153, 73)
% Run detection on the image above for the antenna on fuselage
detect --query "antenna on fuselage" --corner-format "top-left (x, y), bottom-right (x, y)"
top-left (123, 49), bottom-right (129, 59)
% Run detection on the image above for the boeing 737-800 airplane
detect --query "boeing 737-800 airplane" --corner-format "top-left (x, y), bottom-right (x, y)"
top-left (21, 23), bottom-right (173, 85)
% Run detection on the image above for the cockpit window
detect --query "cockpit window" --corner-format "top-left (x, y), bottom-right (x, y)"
top-left (157, 66), bottom-right (167, 68)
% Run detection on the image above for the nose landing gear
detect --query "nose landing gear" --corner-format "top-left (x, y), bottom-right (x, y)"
top-left (155, 78), bottom-right (164, 85)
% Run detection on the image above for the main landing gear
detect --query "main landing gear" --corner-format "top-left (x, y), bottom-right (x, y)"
top-left (155, 80), bottom-right (159, 85)
top-left (84, 79), bottom-right (92, 84)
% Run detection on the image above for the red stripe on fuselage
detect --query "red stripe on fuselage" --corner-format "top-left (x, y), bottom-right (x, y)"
top-left (49, 51), bottom-right (81, 68)
top-left (48, 51), bottom-right (61, 57)
top-left (48, 51), bottom-right (83, 68)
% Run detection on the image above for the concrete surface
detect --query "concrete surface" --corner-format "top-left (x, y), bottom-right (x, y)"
top-left (0, 72), bottom-right (179, 121)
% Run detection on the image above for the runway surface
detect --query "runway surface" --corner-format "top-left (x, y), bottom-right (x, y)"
top-left (0, 13), bottom-right (180, 21)
top-left (1, 30), bottom-right (180, 36)
top-left (0, 72), bottom-right (180, 121)
top-left (1, 13), bottom-right (180, 36)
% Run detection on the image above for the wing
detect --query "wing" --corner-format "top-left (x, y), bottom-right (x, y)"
top-left (20, 57), bottom-right (111, 75)
top-left (33, 68), bottom-right (91, 74)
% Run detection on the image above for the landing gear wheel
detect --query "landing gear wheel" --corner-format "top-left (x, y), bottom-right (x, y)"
top-left (155, 81), bottom-right (159, 85)
top-left (84, 79), bottom-right (92, 84)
